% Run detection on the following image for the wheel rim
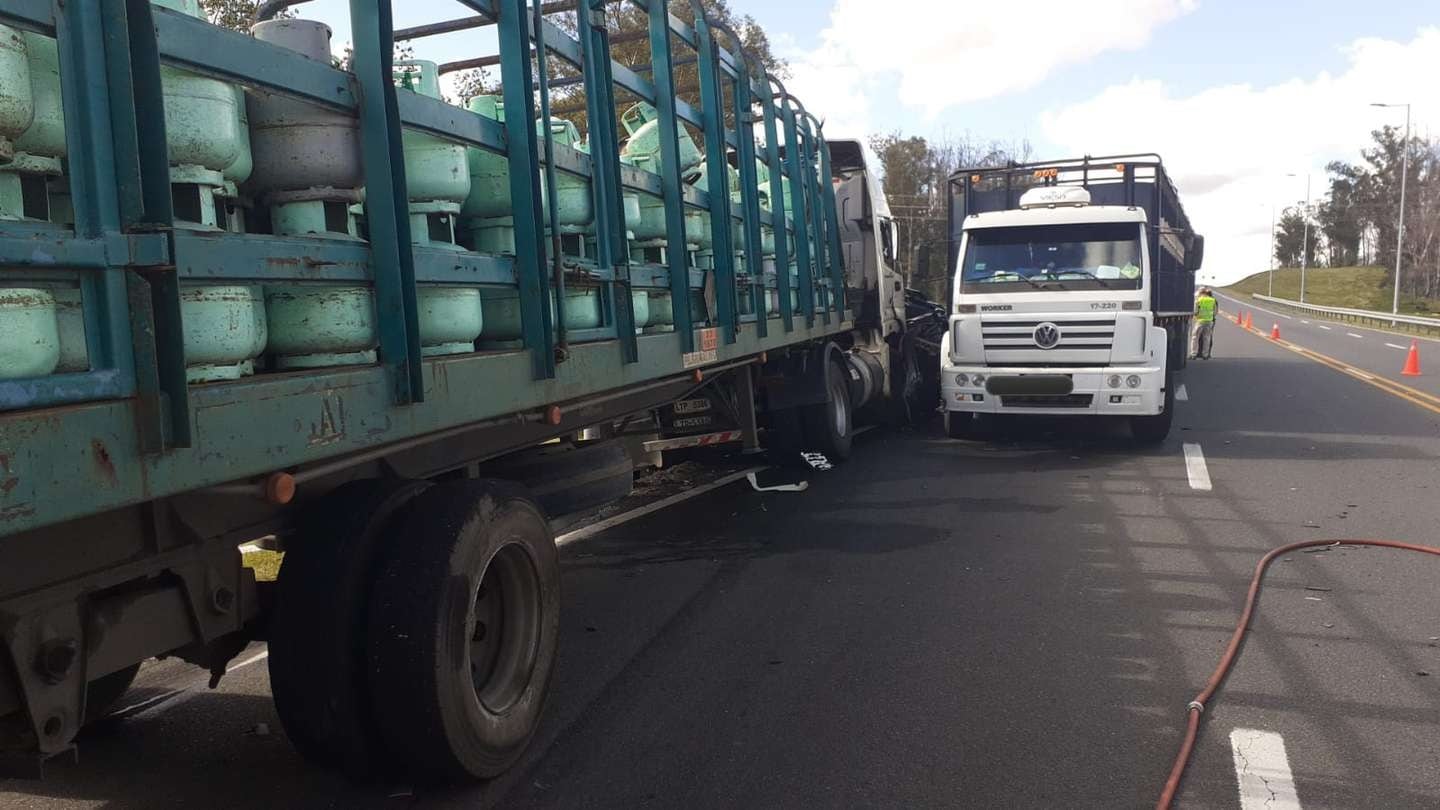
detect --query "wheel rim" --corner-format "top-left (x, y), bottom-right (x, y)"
top-left (829, 373), bottom-right (849, 437)
top-left (468, 541), bottom-right (543, 714)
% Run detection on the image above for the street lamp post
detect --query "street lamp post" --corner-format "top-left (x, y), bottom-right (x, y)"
top-left (1285, 173), bottom-right (1311, 302)
top-left (1372, 102), bottom-right (1411, 320)
top-left (1300, 175), bottom-right (1311, 303)
top-left (1269, 204), bottom-right (1276, 297)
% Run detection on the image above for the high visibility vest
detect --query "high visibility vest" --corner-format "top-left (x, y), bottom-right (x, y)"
top-left (1195, 295), bottom-right (1217, 323)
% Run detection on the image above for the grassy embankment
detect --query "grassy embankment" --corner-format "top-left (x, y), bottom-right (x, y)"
top-left (1224, 266), bottom-right (1440, 317)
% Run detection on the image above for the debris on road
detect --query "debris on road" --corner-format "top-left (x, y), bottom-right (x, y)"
top-left (748, 469), bottom-right (809, 492)
top-left (1304, 586), bottom-right (1333, 592)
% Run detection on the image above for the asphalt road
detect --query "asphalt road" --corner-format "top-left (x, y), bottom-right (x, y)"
top-left (4, 313), bottom-right (1440, 809)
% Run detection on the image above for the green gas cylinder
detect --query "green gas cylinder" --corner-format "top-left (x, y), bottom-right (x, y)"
top-left (395, 61), bottom-right (482, 357)
top-left (620, 103), bottom-right (703, 247)
top-left (0, 289), bottom-right (59, 380)
top-left (537, 117), bottom-right (593, 232)
top-left (0, 24), bottom-right (33, 167)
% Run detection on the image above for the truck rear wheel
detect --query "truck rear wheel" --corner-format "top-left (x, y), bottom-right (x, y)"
top-left (802, 358), bottom-right (854, 460)
top-left (1130, 372), bottom-right (1175, 444)
top-left (269, 478), bottom-right (431, 775)
top-left (367, 480), bottom-right (559, 783)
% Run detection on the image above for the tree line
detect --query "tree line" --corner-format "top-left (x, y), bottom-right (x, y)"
top-left (1276, 126), bottom-right (1439, 299)
top-left (867, 132), bottom-right (1032, 302)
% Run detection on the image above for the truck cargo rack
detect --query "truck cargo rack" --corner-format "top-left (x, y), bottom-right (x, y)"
top-left (0, 0), bottom-right (850, 538)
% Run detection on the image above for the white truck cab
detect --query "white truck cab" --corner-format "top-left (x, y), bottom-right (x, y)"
top-left (939, 157), bottom-right (1203, 442)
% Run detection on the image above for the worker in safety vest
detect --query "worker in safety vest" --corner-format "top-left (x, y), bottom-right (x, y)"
top-left (1192, 287), bottom-right (1217, 359)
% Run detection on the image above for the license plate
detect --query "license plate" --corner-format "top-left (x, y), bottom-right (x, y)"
top-left (672, 398), bottom-right (712, 414)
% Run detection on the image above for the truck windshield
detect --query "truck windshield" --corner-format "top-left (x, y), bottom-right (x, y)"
top-left (960, 222), bottom-right (1143, 293)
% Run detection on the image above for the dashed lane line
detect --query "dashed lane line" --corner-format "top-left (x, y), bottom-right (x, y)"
top-left (1230, 728), bottom-right (1303, 810)
top-left (1346, 332), bottom-right (1364, 339)
top-left (1182, 443), bottom-right (1212, 491)
top-left (1316, 324), bottom-right (1332, 331)
top-left (1386, 342), bottom-right (1407, 350)
top-left (1176, 383), bottom-right (1189, 401)
top-left (1235, 327), bottom-right (1440, 417)
top-left (1215, 293), bottom-right (1440, 344)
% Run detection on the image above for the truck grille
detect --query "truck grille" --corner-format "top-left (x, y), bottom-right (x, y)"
top-left (1000, 394), bottom-right (1094, 409)
top-left (982, 318), bottom-right (1115, 351)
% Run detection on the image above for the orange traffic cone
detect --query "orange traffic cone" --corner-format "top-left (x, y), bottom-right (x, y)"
top-left (1235, 310), bottom-right (1244, 324)
top-left (1244, 312), bottom-right (1254, 330)
top-left (1402, 340), bottom-right (1422, 377)
top-left (1269, 323), bottom-right (1281, 340)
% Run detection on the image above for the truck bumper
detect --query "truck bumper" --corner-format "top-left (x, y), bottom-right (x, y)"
top-left (940, 365), bottom-right (1166, 417)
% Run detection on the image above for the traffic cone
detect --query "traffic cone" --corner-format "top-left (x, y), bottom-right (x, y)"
top-left (1235, 310), bottom-right (1244, 324)
top-left (1244, 312), bottom-right (1254, 330)
top-left (1269, 323), bottom-right (1281, 340)
top-left (1402, 340), bottom-right (1422, 377)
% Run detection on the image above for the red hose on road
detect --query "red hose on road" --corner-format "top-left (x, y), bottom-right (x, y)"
top-left (1156, 538), bottom-right (1440, 810)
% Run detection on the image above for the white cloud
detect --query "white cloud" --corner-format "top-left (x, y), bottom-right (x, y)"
top-left (783, 0), bottom-right (1196, 136)
top-left (1041, 28), bottom-right (1440, 285)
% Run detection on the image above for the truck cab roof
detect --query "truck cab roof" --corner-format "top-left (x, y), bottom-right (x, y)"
top-left (963, 204), bottom-right (1148, 230)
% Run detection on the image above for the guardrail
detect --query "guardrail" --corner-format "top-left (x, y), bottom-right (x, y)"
top-left (1247, 294), bottom-right (1440, 334)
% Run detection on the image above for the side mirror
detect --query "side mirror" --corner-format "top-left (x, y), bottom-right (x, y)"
top-left (1188, 234), bottom-right (1205, 272)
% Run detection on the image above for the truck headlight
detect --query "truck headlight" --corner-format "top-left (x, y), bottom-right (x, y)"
top-left (954, 373), bottom-right (968, 386)
top-left (1126, 375), bottom-right (1141, 388)
top-left (971, 373), bottom-right (986, 386)
top-left (1107, 375), bottom-right (1122, 388)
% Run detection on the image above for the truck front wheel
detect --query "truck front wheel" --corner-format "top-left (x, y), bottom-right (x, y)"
top-left (367, 480), bottom-right (559, 783)
top-left (802, 358), bottom-right (854, 460)
top-left (1130, 372), bottom-right (1175, 444)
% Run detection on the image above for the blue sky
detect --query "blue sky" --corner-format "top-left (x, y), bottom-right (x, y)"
top-left (295, 0), bottom-right (1435, 283)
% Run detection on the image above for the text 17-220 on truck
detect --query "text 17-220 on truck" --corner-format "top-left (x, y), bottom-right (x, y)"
top-left (938, 155), bottom-right (1204, 442)
top-left (0, 0), bottom-right (938, 785)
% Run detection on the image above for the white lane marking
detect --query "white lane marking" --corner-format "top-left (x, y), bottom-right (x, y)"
top-left (1316, 324), bottom-right (1332, 331)
top-left (555, 466), bottom-right (767, 547)
top-left (1386, 342), bottom-right (1407, 350)
top-left (228, 650), bottom-right (270, 672)
top-left (1182, 443), bottom-right (1212, 491)
top-left (1214, 293), bottom-right (1440, 345)
top-left (1176, 383), bottom-right (1189, 401)
top-left (113, 650), bottom-right (271, 721)
top-left (1230, 728), bottom-right (1302, 810)
top-left (1346, 332), bottom-right (1364, 339)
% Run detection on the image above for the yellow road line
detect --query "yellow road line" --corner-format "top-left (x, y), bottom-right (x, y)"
top-left (1223, 313), bottom-right (1440, 417)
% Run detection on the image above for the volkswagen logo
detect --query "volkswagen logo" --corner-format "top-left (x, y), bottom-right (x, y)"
top-left (1033, 322), bottom-right (1061, 349)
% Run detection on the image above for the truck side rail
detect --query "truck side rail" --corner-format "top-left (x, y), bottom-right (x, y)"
top-left (0, 0), bottom-right (849, 537)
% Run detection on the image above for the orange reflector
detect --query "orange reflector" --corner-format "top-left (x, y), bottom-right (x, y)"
top-left (1114, 163), bottom-right (1126, 173)
top-left (265, 472), bottom-right (296, 505)
top-left (692, 369), bottom-right (703, 383)
top-left (545, 405), bottom-right (563, 426)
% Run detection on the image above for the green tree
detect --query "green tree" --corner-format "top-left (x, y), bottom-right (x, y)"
top-left (198, 0), bottom-right (288, 31)
top-left (869, 131), bottom-right (1030, 300)
top-left (1273, 209), bottom-right (1315, 268)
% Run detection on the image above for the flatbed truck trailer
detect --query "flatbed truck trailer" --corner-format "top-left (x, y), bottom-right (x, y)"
top-left (0, 0), bottom-right (925, 783)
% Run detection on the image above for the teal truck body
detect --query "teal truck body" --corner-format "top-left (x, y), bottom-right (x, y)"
top-left (0, 0), bottom-right (923, 782)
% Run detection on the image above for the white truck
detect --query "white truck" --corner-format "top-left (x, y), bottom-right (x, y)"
top-left (937, 156), bottom-right (1204, 442)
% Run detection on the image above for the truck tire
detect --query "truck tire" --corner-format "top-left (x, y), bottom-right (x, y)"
top-left (487, 439), bottom-right (633, 518)
top-left (367, 480), bottom-right (559, 783)
top-left (269, 477), bottom-right (431, 776)
top-left (83, 663), bottom-right (141, 724)
top-left (1130, 372), bottom-right (1175, 444)
top-left (802, 358), bottom-right (854, 460)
